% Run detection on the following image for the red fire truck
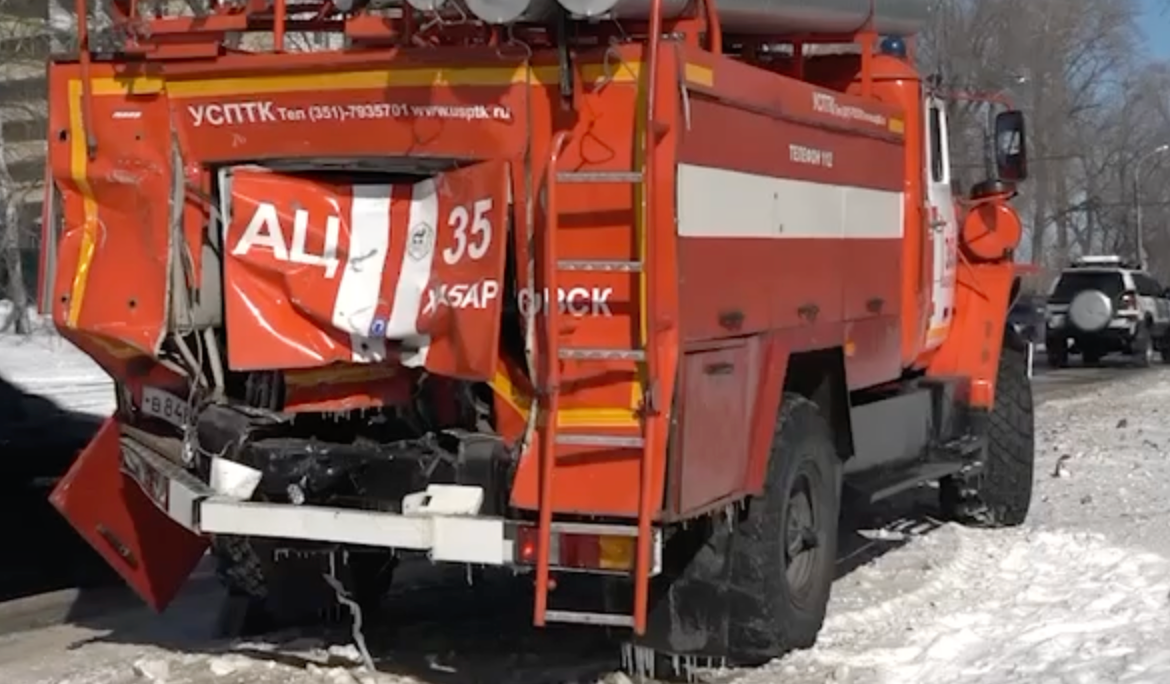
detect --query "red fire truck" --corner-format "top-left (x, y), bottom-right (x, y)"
top-left (41, 0), bottom-right (1032, 677)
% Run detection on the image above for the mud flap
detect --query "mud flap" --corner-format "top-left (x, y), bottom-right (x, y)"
top-left (49, 418), bottom-right (209, 611)
top-left (628, 517), bottom-right (737, 663)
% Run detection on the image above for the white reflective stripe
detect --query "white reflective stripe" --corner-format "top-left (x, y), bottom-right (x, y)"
top-left (675, 164), bottom-right (904, 240)
top-left (197, 498), bottom-right (510, 565)
top-left (385, 176), bottom-right (438, 366)
top-left (331, 184), bottom-right (392, 362)
top-left (199, 499), bottom-right (433, 548)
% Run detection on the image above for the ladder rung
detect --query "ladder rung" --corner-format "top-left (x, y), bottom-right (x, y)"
top-left (557, 259), bottom-right (643, 273)
top-left (556, 433), bottom-right (645, 449)
top-left (544, 610), bottom-right (635, 628)
top-left (559, 348), bottom-right (645, 361)
top-left (557, 171), bottom-right (644, 184)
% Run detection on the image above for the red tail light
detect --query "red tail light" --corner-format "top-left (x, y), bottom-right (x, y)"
top-left (1121, 292), bottom-right (1138, 310)
top-left (514, 526), bottom-right (636, 572)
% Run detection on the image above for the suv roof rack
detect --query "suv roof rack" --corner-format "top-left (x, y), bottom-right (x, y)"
top-left (1069, 255), bottom-right (1137, 270)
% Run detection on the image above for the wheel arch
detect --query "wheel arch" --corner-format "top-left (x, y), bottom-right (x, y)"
top-left (781, 347), bottom-right (853, 464)
top-left (743, 342), bottom-right (853, 497)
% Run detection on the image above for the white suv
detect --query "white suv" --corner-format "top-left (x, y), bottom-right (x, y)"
top-left (1044, 256), bottom-right (1170, 368)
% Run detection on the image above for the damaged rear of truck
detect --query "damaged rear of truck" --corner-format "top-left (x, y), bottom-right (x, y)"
top-left (40, 0), bottom-right (1035, 678)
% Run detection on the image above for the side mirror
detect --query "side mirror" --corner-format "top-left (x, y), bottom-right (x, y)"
top-left (994, 110), bottom-right (1028, 182)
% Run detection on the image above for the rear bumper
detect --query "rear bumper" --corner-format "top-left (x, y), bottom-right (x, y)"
top-left (1046, 316), bottom-right (1139, 347)
top-left (125, 427), bottom-right (661, 570)
top-left (52, 417), bottom-right (663, 613)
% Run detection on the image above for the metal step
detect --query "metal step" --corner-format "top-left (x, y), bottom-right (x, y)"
top-left (557, 170), bottom-right (644, 184)
top-left (556, 433), bottom-right (645, 449)
top-left (557, 259), bottom-right (643, 273)
top-left (851, 461), bottom-right (967, 504)
top-left (544, 609), bottom-right (635, 628)
top-left (559, 348), bottom-right (646, 362)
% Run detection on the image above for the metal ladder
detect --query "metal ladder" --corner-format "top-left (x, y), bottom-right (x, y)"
top-left (532, 3), bottom-right (666, 628)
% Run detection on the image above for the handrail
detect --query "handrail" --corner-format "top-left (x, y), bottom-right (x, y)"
top-left (532, 130), bottom-right (571, 628)
top-left (632, 0), bottom-right (664, 636)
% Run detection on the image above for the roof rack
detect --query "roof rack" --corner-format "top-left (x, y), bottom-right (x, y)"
top-left (1070, 255), bottom-right (1137, 270)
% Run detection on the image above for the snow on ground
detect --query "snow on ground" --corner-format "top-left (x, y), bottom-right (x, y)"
top-left (746, 370), bottom-right (1170, 684)
top-left (4, 353), bottom-right (1170, 683)
top-left (0, 306), bottom-right (116, 417)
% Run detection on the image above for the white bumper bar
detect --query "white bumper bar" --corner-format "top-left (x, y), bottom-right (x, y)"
top-left (199, 497), bottom-right (513, 565)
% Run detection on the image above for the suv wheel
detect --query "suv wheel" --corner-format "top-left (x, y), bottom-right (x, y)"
top-left (1046, 339), bottom-right (1068, 368)
top-left (1133, 323), bottom-right (1154, 368)
top-left (1157, 328), bottom-right (1170, 363)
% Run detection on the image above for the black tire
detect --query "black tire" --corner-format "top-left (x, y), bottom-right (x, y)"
top-left (212, 536), bottom-right (396, 636)
top-left (725, 394), bottom-right (842, 663)
top-left (1133, 323), bottom-right (1154, 368)
top-left (941, 343), bottom-right (1034, 527)
top-left (1082, 348), bottom-right (1104, 365)
top-left (1046, 340), bottom-right (1068, 368)
top-left (1158, 330), bottom-right (1170, 363)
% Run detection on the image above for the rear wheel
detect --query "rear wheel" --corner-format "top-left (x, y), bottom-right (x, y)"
top-left (730, 395), bottom-right (841, 661)
top-left (212, 536), bottom-right (396, 636)
top-left (629, 394), bottom-right (841, 674)
top-left (941, 342), bottom-right (1034, 527)
top-left (1157, 327), bottom-right (1170, 363)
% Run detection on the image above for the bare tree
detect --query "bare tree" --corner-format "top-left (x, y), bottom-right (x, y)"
top-left (919, 0), bottom-right (1170, 288)
top-left (0, 0), bottom-right (55, 333)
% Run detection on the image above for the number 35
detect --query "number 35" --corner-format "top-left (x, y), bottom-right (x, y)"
top-left (443, 198), bottom-right (493, 265)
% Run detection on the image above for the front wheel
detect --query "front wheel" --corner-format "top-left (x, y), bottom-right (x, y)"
top-left (941, 342), bottom-right (1035, 527)
top-left (1133, 323), bottom-right (1155, 368)
top-left (1045, 339), bottom-right (1068, 368)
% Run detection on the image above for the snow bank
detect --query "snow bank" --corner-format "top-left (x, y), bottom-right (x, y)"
top-left (748, 526), bottom-right (1170, 684)
top-left (0, 301), bottom-right (115, 417)
top-left (742, 369), bottom-right (1170, 684)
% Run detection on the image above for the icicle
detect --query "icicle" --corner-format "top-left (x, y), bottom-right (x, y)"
top-left (322, 572), bottom-right (375, 672)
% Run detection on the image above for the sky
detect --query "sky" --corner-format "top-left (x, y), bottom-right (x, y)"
top-left (1142, 0), bottom-right (1170, 59)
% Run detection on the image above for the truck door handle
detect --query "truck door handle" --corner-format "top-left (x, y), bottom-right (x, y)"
top-left (704, 362), bottom-right (734, 375)
top-left (718, 309), bottom-right (745, 331)
top-left (866, 297), bottom-right (884, 314)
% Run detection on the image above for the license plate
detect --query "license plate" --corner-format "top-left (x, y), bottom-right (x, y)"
top-left (141, 386), bottom-right (189, 428)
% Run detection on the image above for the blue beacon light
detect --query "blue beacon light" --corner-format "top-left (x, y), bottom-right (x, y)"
top-left (879, 35), bottom-right (907, 58)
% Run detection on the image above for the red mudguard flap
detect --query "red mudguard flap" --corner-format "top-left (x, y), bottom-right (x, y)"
top-left (223, 160), bottom-right (510, 380)
top-left (49, 418), bottom-right (208, 612)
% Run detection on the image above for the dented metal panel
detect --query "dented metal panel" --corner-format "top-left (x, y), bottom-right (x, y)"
top-left (221, 162), bottom-right (510, 381)
top-left (49, 419), bottom-right (209, 612)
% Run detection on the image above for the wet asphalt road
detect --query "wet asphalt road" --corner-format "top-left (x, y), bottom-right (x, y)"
top-left (0, 350), bottom-right (1160, 630)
